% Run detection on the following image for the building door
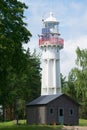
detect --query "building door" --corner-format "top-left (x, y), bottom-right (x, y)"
top-left (58, 108), bottom-right (64, 124)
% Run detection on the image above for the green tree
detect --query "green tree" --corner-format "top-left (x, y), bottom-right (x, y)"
top-left (14, 48), bottom-right (41, 121)
top-left (67, 69), bottom-right (78, 101)
top-left (60, 73), bottom-right (68, 94)
top-left (6, 48), bottom-right (41, 122)
top-left (68, 47), bottom-right (87, 118)
top-left (19, 48), bottom-right (41, 102)
top-left (0, 0), bottom-right (31, 121)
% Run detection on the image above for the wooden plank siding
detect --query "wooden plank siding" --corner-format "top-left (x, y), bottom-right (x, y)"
top-left (26, 94), bottom-right (79, 125)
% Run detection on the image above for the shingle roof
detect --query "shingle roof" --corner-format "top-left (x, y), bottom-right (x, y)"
top-left (27, 93), bottom-right (62, 106)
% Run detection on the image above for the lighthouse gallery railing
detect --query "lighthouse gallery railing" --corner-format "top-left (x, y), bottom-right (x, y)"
top-left (39, 37), bottom-right (64, 46)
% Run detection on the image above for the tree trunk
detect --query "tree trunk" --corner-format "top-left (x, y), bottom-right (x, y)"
top-left (14, 98), bottom-right (19, 125)
top-left (2, 105), bottom-right (6, 122)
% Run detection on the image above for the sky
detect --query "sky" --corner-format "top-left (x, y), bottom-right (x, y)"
top-left (20, 0), bottom-right (87, 78)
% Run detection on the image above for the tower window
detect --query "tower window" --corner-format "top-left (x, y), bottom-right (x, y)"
top-left (44, 47), bottom-right (46, 52)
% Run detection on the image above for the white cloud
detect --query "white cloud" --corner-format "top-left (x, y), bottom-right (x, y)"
top-left (70, 2), bottom-right (82, 11)
top-left (61, 35), bottom-right (87, 78)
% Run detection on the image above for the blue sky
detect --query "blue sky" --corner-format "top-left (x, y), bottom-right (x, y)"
top-left (20, 0), bottom-right (87, 78)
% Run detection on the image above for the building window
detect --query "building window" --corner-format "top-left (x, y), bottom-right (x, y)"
top-left (69, 108), bottom-right (74, 116)
top-left (50, 108), bottom-right (54, 114)
top-left (59, 108), bottom-right (63, 116)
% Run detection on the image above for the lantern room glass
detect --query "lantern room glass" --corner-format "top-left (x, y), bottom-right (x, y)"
top-left (45, 22), bottom-right (58, 33)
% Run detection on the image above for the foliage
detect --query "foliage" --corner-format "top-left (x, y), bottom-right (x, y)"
top-left (0, 0), bottom-right (41, 122)
top-left (22, 49), bottom-right (41, 102)
top-left (61, 73), bottom-right (68, 94)
top-left (61, 47), bottom-right (87, 118)
top-left (67, 47), bottom-right (87, 118)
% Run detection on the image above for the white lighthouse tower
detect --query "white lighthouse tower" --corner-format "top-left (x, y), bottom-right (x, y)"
top-left (39, 12), bottom-right (64, 95)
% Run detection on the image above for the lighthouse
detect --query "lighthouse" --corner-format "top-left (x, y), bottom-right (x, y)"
top-left (39, 12), bottom-right (64, 95)
top-left (27, 12), bottom-right (79, 126)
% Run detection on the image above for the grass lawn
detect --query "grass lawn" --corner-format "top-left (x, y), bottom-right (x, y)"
top-left (0, 120), bottom-right (63, 130)
top-left (0, 119), bottom-right (87, 130)
top-left (79, 119), bottom-right (87, 126)
top-left (0, 120), bottom-right (26, 127)
top-left (0, 125), bottom-right (63, 130)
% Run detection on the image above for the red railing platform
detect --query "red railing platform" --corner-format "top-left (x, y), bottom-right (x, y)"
top-left (39, 37), bottom-right (64, 46)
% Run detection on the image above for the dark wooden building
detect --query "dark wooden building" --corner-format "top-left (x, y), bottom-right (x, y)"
top-left (26, 93), bottom-right (79, 125)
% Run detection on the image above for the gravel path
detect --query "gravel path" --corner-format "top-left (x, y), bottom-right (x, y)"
top-left (63, 126), bottom-right (87, 130)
